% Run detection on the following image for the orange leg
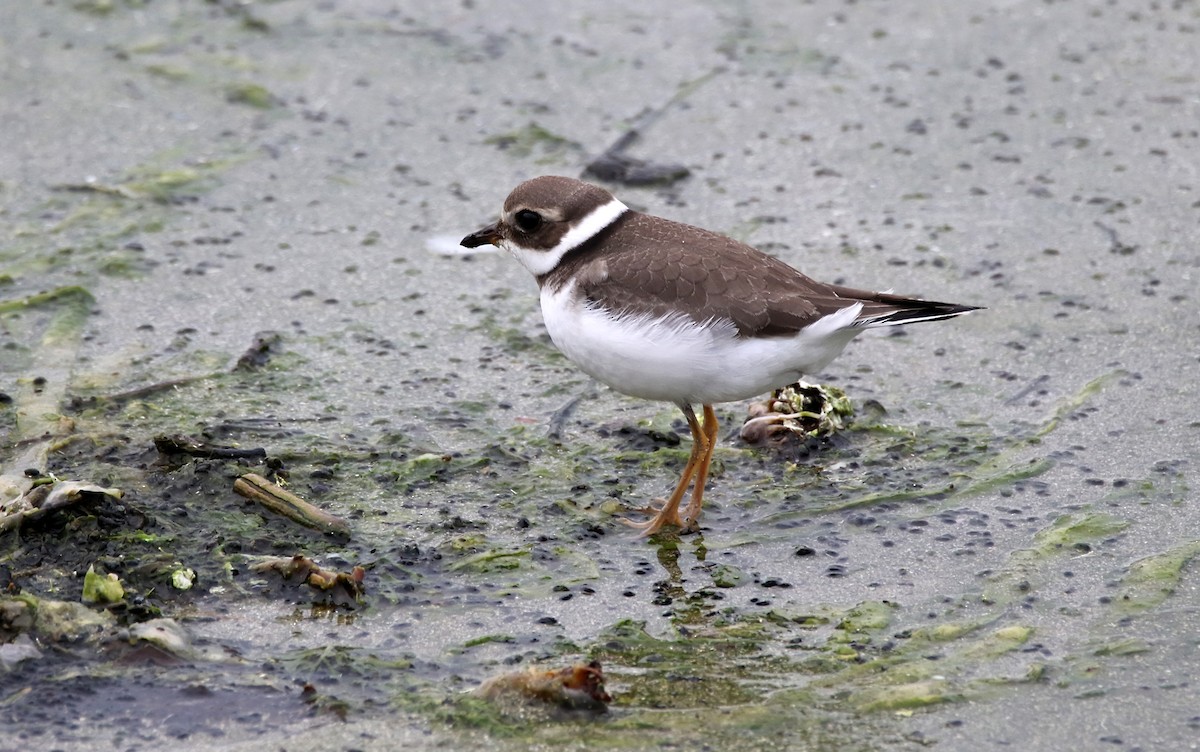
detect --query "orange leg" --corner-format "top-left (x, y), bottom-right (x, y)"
top-left (619, 405), bottom-right (710, 534)
top-left (680, 404), bottom-right (718, 530)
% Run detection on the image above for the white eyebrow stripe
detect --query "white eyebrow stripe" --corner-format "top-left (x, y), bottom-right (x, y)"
top-left (502, 197), bottom-right (628, 277)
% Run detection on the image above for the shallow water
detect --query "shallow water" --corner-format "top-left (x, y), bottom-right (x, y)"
top-left (2, 2), bottom-right (1198, 751)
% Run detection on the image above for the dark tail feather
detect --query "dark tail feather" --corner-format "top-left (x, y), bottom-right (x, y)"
top-left (859, 302), bottom-right (982, 327)
top-left (826, 284), bottom-right (984, 328)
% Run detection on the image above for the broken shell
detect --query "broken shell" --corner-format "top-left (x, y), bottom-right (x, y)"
top-left (741, 380), bottom-right (854, 443)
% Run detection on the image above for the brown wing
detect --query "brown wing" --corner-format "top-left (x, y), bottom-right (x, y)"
top-left (544, 212), bottom-right (851, 336)
top-left (554, 212), bottom-right (829, 336)
top-left (543, 211), bottom-right (979, 336)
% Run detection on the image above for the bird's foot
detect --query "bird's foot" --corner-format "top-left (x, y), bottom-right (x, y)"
top-left (619, 498), bottom-right (696, 537)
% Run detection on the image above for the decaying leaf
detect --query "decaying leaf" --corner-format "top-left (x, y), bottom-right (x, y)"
top-left (0, 479), bottom-right (124, 533)
top-left (473, 659), bottom-right (612, 713)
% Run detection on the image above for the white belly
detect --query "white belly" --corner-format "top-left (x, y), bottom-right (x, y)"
top-left (539, 282), bottom-right (864, 406)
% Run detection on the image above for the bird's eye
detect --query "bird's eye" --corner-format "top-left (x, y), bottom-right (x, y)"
top-left (514, 209), bottom-right (543, 233)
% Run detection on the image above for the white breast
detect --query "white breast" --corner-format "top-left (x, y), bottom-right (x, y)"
top-left (539, 281), bottom-right (865, 406)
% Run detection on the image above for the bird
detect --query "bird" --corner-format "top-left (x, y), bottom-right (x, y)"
top-left (461, 175), bottom-right (980, 536)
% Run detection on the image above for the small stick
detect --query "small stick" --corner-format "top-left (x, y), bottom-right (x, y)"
top-left (232, 472), bottom-right (351, 538)
top-left (79, 377), bottom-right (210, 408)
top-left (154, 434), bottom-right (267, 460)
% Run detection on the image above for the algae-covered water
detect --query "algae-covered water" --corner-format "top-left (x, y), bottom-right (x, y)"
top-left (2, 2), bottom-right (1198, 751)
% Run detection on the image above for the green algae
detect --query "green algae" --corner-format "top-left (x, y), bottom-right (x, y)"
top-left (460, 634), bottom-right (517, 650)
top-left (3, 595), bottom-right (116, 642)
top-left (372, 452), bottom-right (494, 494)
top-left (468, 311), bottom-right (563, 357)
top-left (225, 82), bottom-right (278, 109)
top-left (710, 563), bottom-right (746, 588)
top-left (0, 245), bottom-right (1169, 752)
top-left (1033, 513), bottom-right (1130, 550)
top-left (408, 597), bottom-right (1037, 734)
top-left (1032, 370), bottom-right (1129, 440)
top-left (0, 286), bottom-right (96, 446)
top-left (0, 152), bottom-right (240, 300)
top-left (0, 285), bottom-right (95, 317)
top-left (982, 512), bottom-right (1131, 606)
top-left (0, 33), bottom-right (1174, 744)
top-left (276, 644), bottom-right (415, 678)
top-left (143, 63), bottom-right (191, 82)
top-left (1111, 540), bottom-right (1200, 616)
top-left (961, 625), bottom-right (1034, 660)
top-left (1090, 638), bottom-right (1151, 658)
top-left (907, 621), bottom-right (982, 644)
top-left (831, 618), bottom-right (1040, 711)
top-left (71, 0), bottom-right (124, 16)
top-left (121, 166), bottom-right (216, 202)
top-left (753, 369), bottom-right (1135, 530)
top-left (525, 601), bottom-right (1032, 726)
top-left (446, 545), bottom-right (532, 574)
top-left (0, 0), bottom-right (1192, 748)
top-left (834, 600), bottom-right (894, 635)
top-left (81, 565), bottom-right (125, 604)
top-left (484, 122), bottom-right (581, 162)
top-left (855, 679), bottom-right (956, 712)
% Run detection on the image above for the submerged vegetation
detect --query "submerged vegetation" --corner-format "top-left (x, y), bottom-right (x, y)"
top-left (1, 132), bottom-right (1187, 746)
top-left (2, 308), bottom-right (1183, 748)
top-left (2, 3), bottom-right (1194, 748)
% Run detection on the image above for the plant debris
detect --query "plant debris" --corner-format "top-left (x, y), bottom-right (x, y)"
top-left (233, 472), bottom-right (351, 537)
top-left (249, 555), bottom-right (366, 608)
top-left (739, 380), bottom-right (854, 444)
top-left (1, 595), bottom-right (115, 644)
top-left (473, 659), bottom-right (612, 714)
top-left (233, 330), bottom-right (283, 371)
top-left (580, 73), bottom-right (722, 187)
top-left (154, 434), bottom-right (268, 461)
top-left (82, 565), bottom-right (125, 605)
top-left (583, 109), bottom-right (690, 187)
top-left (0, 478), bottom-right (125, 533)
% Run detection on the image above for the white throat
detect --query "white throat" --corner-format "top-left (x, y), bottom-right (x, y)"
top-left (502, 197), bottom-right (628, 277)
